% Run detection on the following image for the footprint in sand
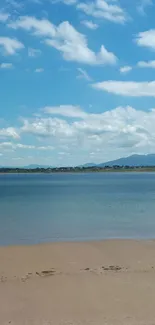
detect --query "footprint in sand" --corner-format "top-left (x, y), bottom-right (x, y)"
top-left (36, 269), bottom-right (56, 277)
top-left (82, 265), bottom-right (125, 274)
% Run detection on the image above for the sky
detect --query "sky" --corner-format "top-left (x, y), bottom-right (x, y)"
top-left (1, 0), bottom-right (155, 166)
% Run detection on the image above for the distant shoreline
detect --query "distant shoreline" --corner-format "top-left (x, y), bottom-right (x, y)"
top-left (1, 166), bottom-right (155, 173)
top-left (0, 238), bottom-right (155, 248)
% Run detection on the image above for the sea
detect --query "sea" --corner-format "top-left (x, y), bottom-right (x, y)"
top-left (0, 172), bottom-right (155, 246)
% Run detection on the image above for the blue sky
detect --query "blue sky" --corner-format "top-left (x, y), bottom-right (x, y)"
top-left (1, 0), bottom-right (155, 166)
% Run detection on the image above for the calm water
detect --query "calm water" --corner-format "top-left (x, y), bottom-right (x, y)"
top-left (0, 172), bottom-right (155, 246)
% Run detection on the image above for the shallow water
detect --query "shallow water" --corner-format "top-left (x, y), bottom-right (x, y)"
top-left (0, 172), bottom-right (155, 245)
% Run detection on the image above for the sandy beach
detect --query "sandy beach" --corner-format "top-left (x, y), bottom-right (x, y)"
top-left (0, 240), bottom-right (155, 325)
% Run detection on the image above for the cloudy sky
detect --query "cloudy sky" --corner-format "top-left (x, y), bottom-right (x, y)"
top-left (1, 0), bottom-right (155, 166)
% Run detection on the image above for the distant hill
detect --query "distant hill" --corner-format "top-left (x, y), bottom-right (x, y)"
top-left (79, 163), bottom-right (97, 168)
top-left (25, 164), bottom-right (51, 169)
top-left (98, 154), bottom-right (155, 167)
top-left (2, 154), bottom-right (155, 170)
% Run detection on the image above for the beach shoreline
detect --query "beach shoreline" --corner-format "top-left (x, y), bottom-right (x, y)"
top-left (1, 239), bottom-right (155, 325)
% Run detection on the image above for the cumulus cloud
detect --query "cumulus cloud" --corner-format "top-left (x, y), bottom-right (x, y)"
top-left (8, 16), bottom-right (117, 65)
top-left (18, 106), bottom-right (155, 157)
top-left (0, 62), bottom-right (13, 69)
top-left (92, 80), bottom-right (155, 97)
top-left (135, 29), bottom-right (155, 50)
top-left (51, 0), bottom-right (77, 4)
top-left (43, 105), bottom-right (87, 118)
top-left (119, 65), bottom-right (132, 73)
top-left (81, 20), bottom-right (98, 30)
top-left (0, 142), bottom-right (33, 150)
top-left (21, 117), bottom-right (75, 138)
top-left (0, 37), bottom-right (24, 55)
top-left (0, 127), bottom-right (19, 139)
top-left (77, 0), bottom-right (127, 24)
top-left (3, 106), bottom-right (155, 163)
top-left (60, 0), bottom-right (77, 4)
top-left (8, 16), bottom-right (56, 36)
top-left (137, 60), bottom-right (155, 68)
top-left (0, 142), bottom-right (54, 151)
top-left (38, 145), bottom-right (54, 150)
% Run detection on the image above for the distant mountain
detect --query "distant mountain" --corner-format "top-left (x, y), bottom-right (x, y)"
top-left (24, 164), bottom-right (51, 169)
top-left (79, 163), bottom-right (97, 168)
top-left (98, 154), bottom-right (155, 167)
top-left (2, 154), bottom-right (155, 170)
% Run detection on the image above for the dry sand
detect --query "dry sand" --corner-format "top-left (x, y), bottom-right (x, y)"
top-left (0, 240), bottom-right (155, 325)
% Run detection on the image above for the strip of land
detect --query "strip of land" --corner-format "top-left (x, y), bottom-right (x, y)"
top-left (1, 166), bottom-right (155, 173)
top-left (0, 240), bottom-right (155, 325)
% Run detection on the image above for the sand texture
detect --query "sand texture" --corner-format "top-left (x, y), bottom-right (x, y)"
top-left (0, 240), bottom-right (155, 325)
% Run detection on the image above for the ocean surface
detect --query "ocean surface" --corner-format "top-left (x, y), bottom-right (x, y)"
top-left (0, 172), bottom-right (155, 246)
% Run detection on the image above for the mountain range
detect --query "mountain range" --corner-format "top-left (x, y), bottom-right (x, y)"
top-left (82, 154), bottom-right (155, 167)
top-left (1, 154), bottom-right (155, 168)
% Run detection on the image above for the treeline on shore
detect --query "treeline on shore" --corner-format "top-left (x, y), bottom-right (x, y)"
top-left (1, 166), bottom-right (155, 173)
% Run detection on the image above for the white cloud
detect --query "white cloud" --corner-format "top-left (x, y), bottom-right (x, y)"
top-left (37, 145), bottom-right (54, 150)
top-left (61, 0), bottom-right (77, 4)
top-left (46, 38), bottom-right (117, 65)
top-left (137, 0), bottom-right (152, 15)
top-left (92, 80), bottom-right (155, 97)
top-left (77, 67), bottom-right (92, 81)
top-left (137, 60), bottom-right (155, 68)
top-left (12, 157), bottom-right (24, 160)
top-left (0, 142), bottom-right (54, 151)
top-left (18, 106), bottom-right (155, 160)
top-left (8, 16), bottom-right (57, 37)
top-left (0, 62), bottom-right (13, 69)
top-left (0, 142), bottom-right (33, 150)
top-left (135, 29), bottom-right (155, 50)
top-left (35, 68), bottom-right (44, 72)
top-left (119, 65), bottom-right (132, 73)
top-left (0, 127), bottom-right (19, 139)
top-left (0, 12), bottom-right (10, 22)
top-left (81, 20), bottom-right (98, 30)
top-left (21, 117), bottom-right (75, 138)
top-left (77, 0), bottom-right (127, 24)
top-left (0, 142), bottom-right (15, 152)
top-left (43, 105), bottom-right (87, 118)
top-left (16, 143), bottom-right (35, 149)
top-left (9, 16), bottom-right (117, 65)
top-left (28, 47), bottom-right (41, 57)
top-left (51, 0), bottom-right (77, 4)
top-left (0, 37), bottom-right (24, 55)
top-left (4, 105), bottom-right (155, 164)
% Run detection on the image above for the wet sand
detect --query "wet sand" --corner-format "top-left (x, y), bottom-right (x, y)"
top-left (0, 240), bottom-right (155, 325)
